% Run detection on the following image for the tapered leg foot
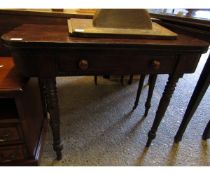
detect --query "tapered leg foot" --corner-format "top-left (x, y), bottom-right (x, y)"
top-left (54, 144), bottom-right (63, 160)
top-left (133, 74), bottom-right (146, 110)
top-left (146, 131), bottom-right (156, 147)
top-left (202, 120), bottom-right (210, 140)
top-left (174, 134), bottom-right (183, 143)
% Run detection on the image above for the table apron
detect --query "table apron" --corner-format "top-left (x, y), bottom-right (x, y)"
top-left (11, 48), bottom-right (201, 77)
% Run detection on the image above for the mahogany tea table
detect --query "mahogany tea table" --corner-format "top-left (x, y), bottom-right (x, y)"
top-left (1, 24), bottom-right (209, 160)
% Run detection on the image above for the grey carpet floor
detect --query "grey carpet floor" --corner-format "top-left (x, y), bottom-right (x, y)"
top-left (40, 51), bottom-right (210, 166)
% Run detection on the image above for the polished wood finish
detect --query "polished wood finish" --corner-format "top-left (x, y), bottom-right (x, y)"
top-left (0, 58), bottom-right (25, 97)
top-left (0, 57), bottom-right (46, 165)
top-left (0, 9), bottom-right (93, 56)
top-left (1, 23), bottom-right (208, 160)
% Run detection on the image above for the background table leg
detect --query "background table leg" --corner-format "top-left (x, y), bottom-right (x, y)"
top-left (133, 74), bottom-right (146, 110)
top-left (144, 74), bottom-right (157, 117)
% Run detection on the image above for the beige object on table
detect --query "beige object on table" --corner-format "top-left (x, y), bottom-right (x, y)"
top-left (93, 9), bottom-right (152, 29)
top-left (68, 9), bottom-right (177, 39)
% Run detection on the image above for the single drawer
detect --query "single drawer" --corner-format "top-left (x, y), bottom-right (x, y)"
top-left (0, 145), bottom-right (26, 163)
top-left (57, 50), bottom-right (177, 75)
top-left (0, 125), bottom-right (22, 145)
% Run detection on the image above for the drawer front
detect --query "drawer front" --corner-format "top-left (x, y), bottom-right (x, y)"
top-left (0, 126), bottom-right (22, 145)
top-left (57, 51), bottom-right (177, 75)
top-left (0, 145), bottom-right (26, 163)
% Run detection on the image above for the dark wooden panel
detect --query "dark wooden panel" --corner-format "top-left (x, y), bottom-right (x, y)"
top-left (15, 78), bottom-right (45, 157)
top-left (0, 55), bottom-right (46, 165)
top-left (0, 123), bottom-right (23, 146)
top-left (58, 50), bottom-right (178, 75)
top-left (0, 145), bottom-right (26, 163)
top-left (2, 24), bottom-right (209, 50)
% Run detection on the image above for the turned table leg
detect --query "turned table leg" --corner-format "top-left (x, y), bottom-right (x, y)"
top-left (146, 74), bottom-right (180, 147)
top-left (133, 74), bottom-right (146, 110)
top-left (39, 77), bottom-right (63, 160)
top-left (144, 74), bottom-right (157, 117)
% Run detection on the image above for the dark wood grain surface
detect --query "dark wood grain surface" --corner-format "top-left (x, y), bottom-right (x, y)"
top-left (0, 9), bottom-right (93, 56)
top-left (0, 57), bottom-right (24, 97)
top-left (2, 24), bottom-right (209, 51)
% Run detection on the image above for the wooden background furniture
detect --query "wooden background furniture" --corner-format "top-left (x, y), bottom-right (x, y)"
top-left (0, 57), bottom-right (46, 165)
top-left (1, 23), bottom-right (208, 160)
top-left (150, 13), bottom-right (210, 142)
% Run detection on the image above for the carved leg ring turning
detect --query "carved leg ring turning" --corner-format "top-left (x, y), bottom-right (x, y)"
top-left (41, 77), bottom-right (63, 160)
top-left (146, 74), bottom-right (180, 147)
top-left (144, 74), bottom-right (157, 117)
top-left (133, 74), bottom-right (146, 110)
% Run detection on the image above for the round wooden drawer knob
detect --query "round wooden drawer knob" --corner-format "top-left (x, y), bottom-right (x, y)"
top-left (0, 133), bottom-right (10, 142)
top-left (152, 60), bottom-right (161, 70)
top-left (78, 59), bottom-right (88, 70)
